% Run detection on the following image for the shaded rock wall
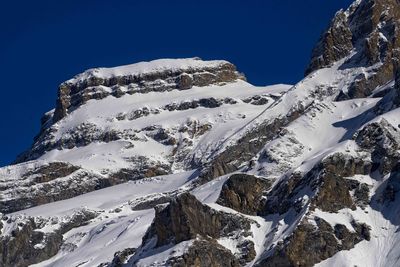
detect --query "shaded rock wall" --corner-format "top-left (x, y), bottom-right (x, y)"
top-left (306, 0), bottom-right (400, 100)
top-left (216, 173), bottom-right (271, 215)
top-left (0, 209), bottom-right (97, 267)
top-left (258, 218), bottom-right (370, 267)
top-left (145, 192), bottom-right (252, 247)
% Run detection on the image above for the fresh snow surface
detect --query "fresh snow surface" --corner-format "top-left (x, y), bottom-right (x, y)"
top-left (31, 209), bottom-right (154, 267)
top-left (249, 97), bottom-right (379, 179)
top-left (54, 80), bottom-right (290, 133)
top-left (14, 170), bottom-right (196, 217)
top-left (38, 80), bottom-right (292, 173)
top-left (315, 176), bottom-right (400, 267)
top-left (134, 240), bottom-right (194, 267)
top-left (66, 58), bottom-right (231, 85)
top-left (16, 171), bottom-right (197, 267)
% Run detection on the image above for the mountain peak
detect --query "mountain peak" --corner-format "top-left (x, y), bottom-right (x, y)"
top-left (64, 58), bottom-right (232, 85)
top-left (53, 57), bottom-right (245, 122)
top-left (305, 0), bottom-right (400, 102)
top-left (306, 0), bottom-right (400, 75)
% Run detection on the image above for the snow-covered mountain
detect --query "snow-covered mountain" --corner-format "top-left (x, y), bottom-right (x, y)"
top-left (1, 0), bottom-right (400, 266)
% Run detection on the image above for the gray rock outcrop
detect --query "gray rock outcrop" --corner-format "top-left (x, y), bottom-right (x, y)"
top-left (217, 173), bottom-right (272, 215)
top-left (144, 192), bottom-right (252, 247)
top-left (53, 58), bottom-right (245, 122)
top-left (306, 0), bottom-right (400, 101)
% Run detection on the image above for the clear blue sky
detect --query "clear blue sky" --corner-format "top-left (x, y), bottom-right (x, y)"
top-left (0, 0), bottom-right (354, 167)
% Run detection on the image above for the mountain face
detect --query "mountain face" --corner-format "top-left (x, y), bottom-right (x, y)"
top-left (1, 0), bottom-right (400, 266)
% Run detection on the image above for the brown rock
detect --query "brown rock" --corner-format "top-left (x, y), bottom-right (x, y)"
top-left (306, 10), bottom-right (353, 75)
top-left (257, 218), bottom-right (370, 267)
top-left (52, 59), bottom-right (245, 122)
top-left (217, 173), bottom-right (271, 215)
top-left (169, 239), bottom-right (240, 267)
top-left (306, 0), bottom-right (400, 101)
top-left (177, 73), bottom-right (193, 90)
top-left (312, 171), bottom-right (356, 212)
top-left (147, 192), bottom-right (252, 247)
top-left (202, 101), bottom-right (311, 180)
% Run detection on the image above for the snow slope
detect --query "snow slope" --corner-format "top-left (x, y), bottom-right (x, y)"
top-left (38, 80), bottom-right (291, 173)
top-left (17, 171), bottom-right (197, 267)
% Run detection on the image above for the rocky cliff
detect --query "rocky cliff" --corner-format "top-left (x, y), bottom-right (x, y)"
top-left (306, 0), bottom-right (400, 101)
top-left (53, 58), bottom-right (245, 123)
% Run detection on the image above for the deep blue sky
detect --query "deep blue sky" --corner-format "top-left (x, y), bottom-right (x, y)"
top-left (0, 0), bottom-right (354, 167)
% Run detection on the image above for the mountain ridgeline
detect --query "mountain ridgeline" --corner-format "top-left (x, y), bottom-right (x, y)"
top-left (1, 0), bottom-right (400, 266)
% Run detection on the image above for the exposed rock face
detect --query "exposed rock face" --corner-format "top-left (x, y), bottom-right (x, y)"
top-left (354, 118), bottom-right (400, 174)
top-left (133, 192), bottom-right (257, 265)
top-left (54, 84), bottom-right (71, 122)
top-left (0, 158), bottom-right (173, 214)
top-left (0, 218), bottom-right (63, 267)
top-left (242, 95), bottom-right (271, 105)
top-left (253, 122), bottom-right (400, 266)
top-left (202, 101), bottom-right (311, 180)
top-left (163, 97), bottom-right (241, 112)
top-left (0, 209), bottom-right (97, 267)
top-left (306, 10), bottom-right (353, 75)
top-left (320, 152), bottom-right (372, 177)
top-left (128, 192), bottom-right (175, 211)
top-left (307, 0), bottom-right (400, 73)
top-left (380, 163), bottom-right (400, 203)
top-left (107, 247), bottom-right (137, 267)
top-left (393, 41), bottom-right (400, 107)
top-left (0, 162), bottom-right (92, 213)
top-left (20, 161), bottom-right (80, 183)
top-left (312, 172), bottom-right (356, 212)
top-left (168, 239), bottom-right (240, 267)
top-left (108, 159), bottom-right (170, 184)
top-left (217, 173), bottom-right (272, 215)
top-left (145, 192), bottom-right (252, 247)
top-left (258, 218), bottom-right (371, 267)
top-left (53, 58), bottom-right (245, 122)
top-left (306, 0), bottom-right (400, 100)
top-left (312, 153), bottom-right (372, 212)
top-left (259, 152), bottom-right (370, 216)
top-left (15, 122), bottom-right (143, 163)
